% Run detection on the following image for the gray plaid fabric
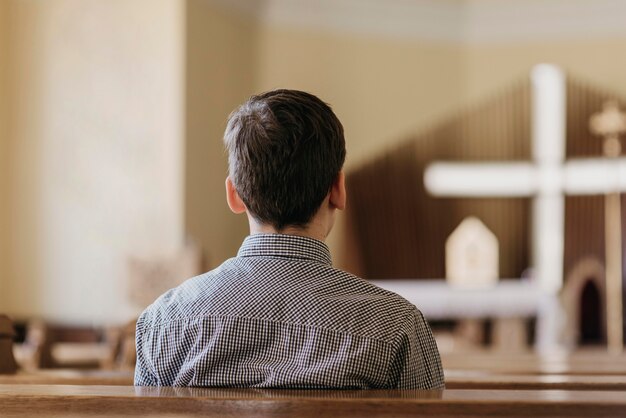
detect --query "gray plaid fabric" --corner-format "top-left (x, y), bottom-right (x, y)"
top-left (134, 234), bottom-right (444, 389)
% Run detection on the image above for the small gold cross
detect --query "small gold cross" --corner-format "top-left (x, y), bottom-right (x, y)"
top-left (590, 100), bottom-right (626, 157)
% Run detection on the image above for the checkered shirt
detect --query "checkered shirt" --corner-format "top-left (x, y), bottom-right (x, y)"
top-left (134, 233), bottom-right (444, 389)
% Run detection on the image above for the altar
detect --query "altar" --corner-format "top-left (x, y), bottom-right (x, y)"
top-left (370, 279), bottom-right (561, 351)
top-left (370, 279), bottom-right (542, 319)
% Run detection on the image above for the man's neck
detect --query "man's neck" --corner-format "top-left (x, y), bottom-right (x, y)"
top-left (248, 217), bottom-right (329, 242)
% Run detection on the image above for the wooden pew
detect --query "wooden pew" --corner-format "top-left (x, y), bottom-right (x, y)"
top-left (0, 385), bottom-right (625, 417)
top-left (5, 367), bottom-right (624, 391)
top-left (0, 315), bottom-right (135, 386)
top-left (12, 318), bottom-right (136, 371)
top-left (7, 368), bottom-right (625, 391)
top-left (7, 313), bottom-right (625, 393)
top-left (444, 370), bottom-right (626, 390)
top-left (0, 315), bottom-right (18, 374)
top-left (442, 350), bottom-right (626, 375)
top-left (0, 369), bottom-right (134, 385)
top-left (441, 349), bottom-right (626, 390)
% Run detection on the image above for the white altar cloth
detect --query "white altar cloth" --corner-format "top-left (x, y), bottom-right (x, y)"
top-left (370, 279), bottom-right (544, 319)
top-left (369, 279), bottom-right (561, 351)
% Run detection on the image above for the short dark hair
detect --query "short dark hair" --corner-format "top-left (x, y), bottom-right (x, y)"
top-left (224, 89), bottom-right (346, 231)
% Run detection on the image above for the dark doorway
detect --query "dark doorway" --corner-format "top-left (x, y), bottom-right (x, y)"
top-left (579, 280), bottom-right (603, 345)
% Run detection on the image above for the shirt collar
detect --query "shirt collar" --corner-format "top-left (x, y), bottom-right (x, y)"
top-left (237, 233), bottom-right (332, 266)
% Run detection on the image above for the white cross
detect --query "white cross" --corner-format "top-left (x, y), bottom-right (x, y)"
top-left (424, 64), bottom-right (626, 295)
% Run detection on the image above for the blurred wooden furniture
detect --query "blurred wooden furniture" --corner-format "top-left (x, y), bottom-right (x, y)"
top-left (1, 385), bottom-right (625, 417)
top-left (14, 320), bottom-right (105, 370)
top-left (15, 320), bottom-right (57, 369)
top-left (442, 349), bottom-right (626, 389)
top-left (0, 369), bottom-right (133, 385)
top-left (102, 319), bottom-right (137, 370)
top-left (445, 370), bottom-right (626, 390)
top-left (14, 319), bottom-right (137, 371)
top-left (441, 349), bottom-right (626, 375)
top-left (0, 315), bottom-right (18, 374)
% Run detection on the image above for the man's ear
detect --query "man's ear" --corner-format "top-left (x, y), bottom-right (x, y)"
top-left (329, 171), bottom-right (346, 211)
top-left (225, 177), bottom-right (247, 214)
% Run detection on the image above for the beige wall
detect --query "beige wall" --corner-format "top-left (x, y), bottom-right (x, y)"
top-left (4, 0), bottom-right (185, 324)
top-left (0, 0), bottom-right (8, 311)
top-left (184, 0), bottom-right (255, 268)
top-left (465, 39), bottom-right (626, 104)
top-left (256, 28), bottom-right (466, 171)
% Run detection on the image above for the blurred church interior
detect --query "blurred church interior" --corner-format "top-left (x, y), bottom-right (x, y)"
top-left (2, 0), bottom-right (626, 371)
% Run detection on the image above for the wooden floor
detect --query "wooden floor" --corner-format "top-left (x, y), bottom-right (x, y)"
top-left (1, 384), bottom-right (625, 417)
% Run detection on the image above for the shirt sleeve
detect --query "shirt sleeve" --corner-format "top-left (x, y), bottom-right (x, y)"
top-left (134, 314), bottom-right (157, 386)
top-left (389, 308), bottom-right (445, 389)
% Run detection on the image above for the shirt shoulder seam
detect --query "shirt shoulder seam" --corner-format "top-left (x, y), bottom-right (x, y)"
top-left (139, 314), bottom-right (401, 345)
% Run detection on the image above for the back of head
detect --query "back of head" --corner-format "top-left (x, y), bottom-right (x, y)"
top-left (224, 90), bottom-right (346, 231)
